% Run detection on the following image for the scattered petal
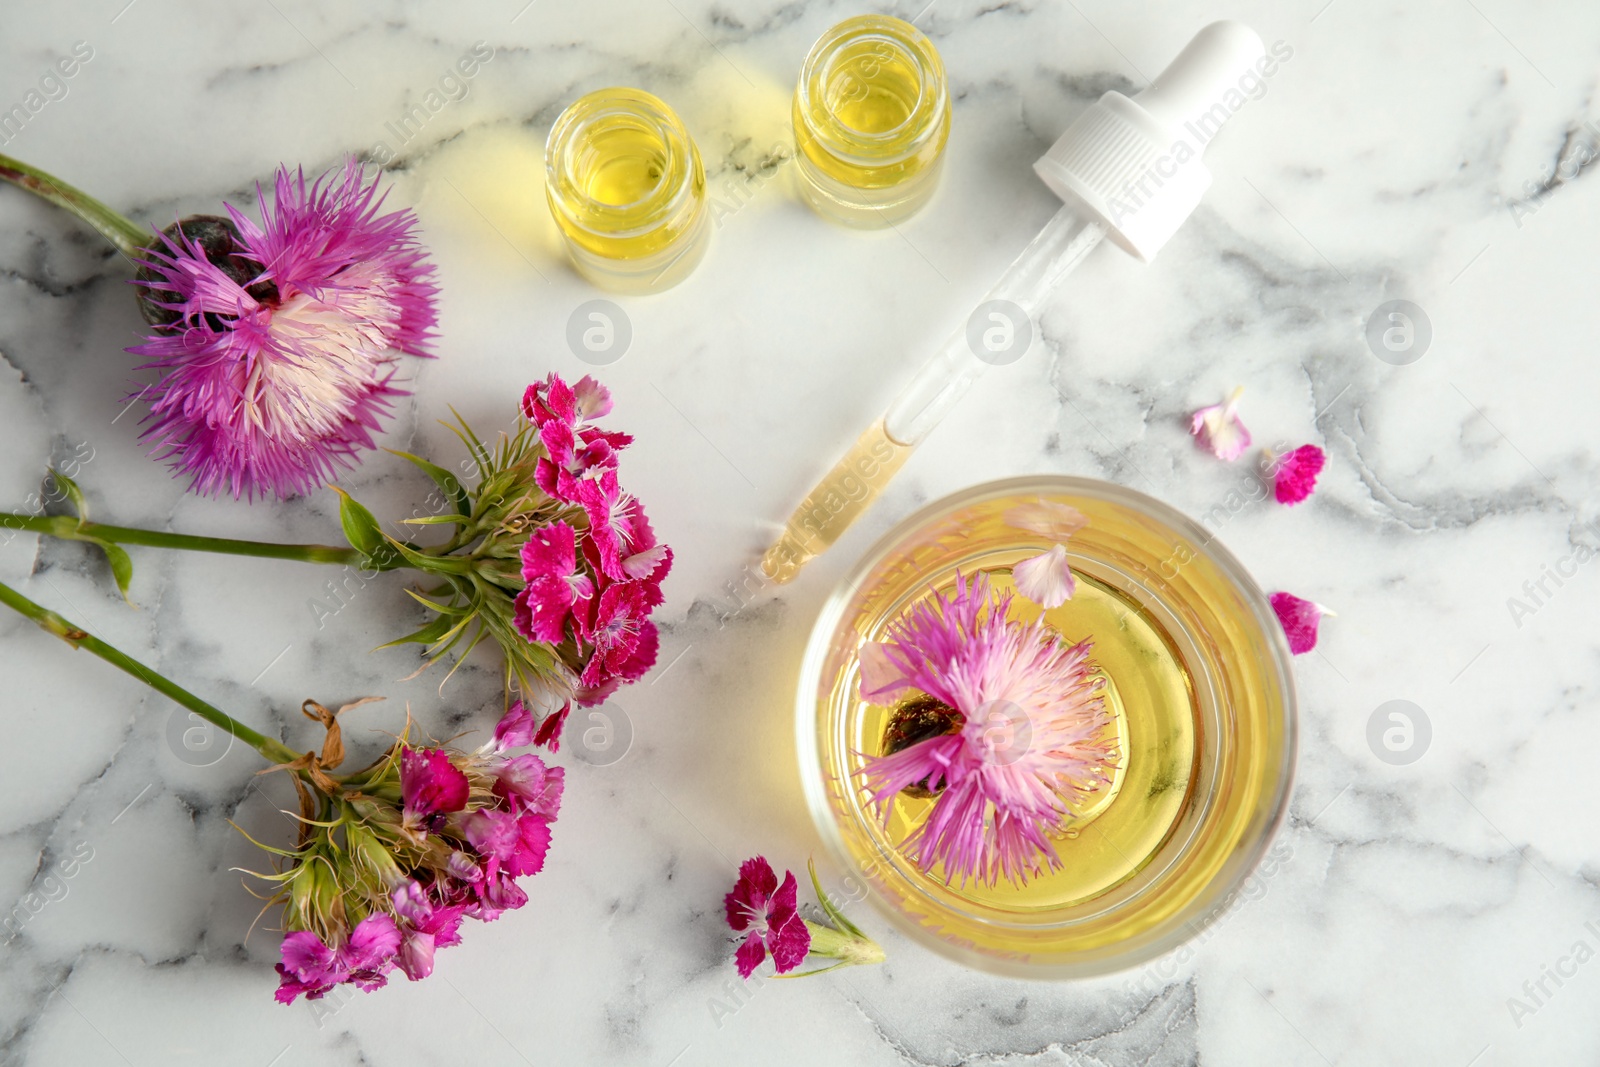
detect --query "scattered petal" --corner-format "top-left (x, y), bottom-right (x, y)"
top-left (1270, 591), bottom-right (1329, 654)
top-left (1190, 386), bottom-right (1252, 461)
top-left (1273, 444), bottom-right (1326, 505)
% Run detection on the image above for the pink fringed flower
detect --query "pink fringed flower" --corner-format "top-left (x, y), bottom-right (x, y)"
top-left (724, 857), bottom-right (810, 978)
top-left (1270, 591), bottom-right (1332, 654)
top-left (1190, 386), bottom-right (1251, 461)
top-left (858, 572), bottom-right (1118, 886)
top-left (130, 160), bottom-right (438, 499)
top-left (1272, 444), bottom-right (1326, 505)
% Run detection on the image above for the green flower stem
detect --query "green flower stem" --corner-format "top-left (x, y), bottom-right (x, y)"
top-left (1, 513), bottom-right (364, 566)
top-left (0, 579), bottom-right (302, 767)
top-left (0, 151), bottom-right (151, 259)
top-left (804, 921), bottom-right (885, 965)
top-left (772, 921), bottom-right (886, 978)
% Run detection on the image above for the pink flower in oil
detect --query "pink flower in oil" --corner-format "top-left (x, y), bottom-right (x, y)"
top-left (274, 913), bottom-right (401, 1003)
top-left (1270, 591), bottom-right (1333, 654)
top-left (1004, 502), bottom-right (1087, 541)
top-left (858, 572), bottom-right (1117, 886)
top-left (1013, 544), bottom-right (1076, 609)
top-left (513, 521), bottom-right (594, 644)
top-left (724, 856), bottom-right (810, 978)
top-left (401, 748), bottom-right (470, 832)
top-left (130, 161), bottom-right (437, 499)
top-left (1005, 502), bottom-right (1086, 609)
top-left (1272, 444), bottom-right (1326, 505)
top-left (1190, 386), bottom-right (1252, 461)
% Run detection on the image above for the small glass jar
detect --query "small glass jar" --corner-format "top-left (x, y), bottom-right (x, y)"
top-left (544, 88), bottom-right (710, 292)
top-left (792, 15), bottom-right (950, 228)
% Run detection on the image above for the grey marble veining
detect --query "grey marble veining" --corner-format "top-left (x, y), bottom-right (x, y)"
top-left (1, 0), bottom-right (1599, 1064)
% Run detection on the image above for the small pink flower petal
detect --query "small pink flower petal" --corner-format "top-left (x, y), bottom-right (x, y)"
top-left (1273, 444), bottom-right (1326, 505)
top-left (1003, 502), bottom-right (1087, 541)
top-left (1270, 591), bottom-right (1329, 654)
top-left (734, 933), bottom-right (767, 979)
top-left (768, 911), bottom-right (812, 974)
top-left (571, 375), bottom-right (614, 421)
top-left (492, 700), bottom-right (534, 750)
top-left (620, 544), bottom-right (668, 580)
top-left (859, 641), bottom-right (912, 702)
top-left (724, 856), bottom-right (778, 931)
top-left (1012, 544), bottom-right (1076, 608)
top-left (1190, 387), bottom-right (1252, 461)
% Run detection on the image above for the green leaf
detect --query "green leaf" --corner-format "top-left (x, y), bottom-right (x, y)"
top-left (400, 513), bottom-right (472, 527)
top-left (402, 587), bottom-right (474, 615)
top-left (383, 537), bottom-right (472, 575)
top-left (48, 468), bottom-right (88, 523)
top-left (333, 488), bottom-right (386, 557)
top-left (95, 540), bottom-right (136, 604)
top-left (809, 858), bottom-right (866, 940)
top-left (387, 449), bottom-right (472, 517)
top-left (375, 611), bottom-right (460, 650)
top-left (445, 407), bottom-right (492, 474)
top-left (331, 489), bottom-right (409, 572)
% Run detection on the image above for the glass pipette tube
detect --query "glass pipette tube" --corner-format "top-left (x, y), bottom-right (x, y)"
top-left (760, 204), bottom-right (1106, 583)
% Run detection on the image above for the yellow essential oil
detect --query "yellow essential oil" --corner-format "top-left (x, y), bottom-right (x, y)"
top-left (798, 477), bottom-right (1296, 976)
top-left (793, 15), bottom-right (950, 227)
top-left (761, 419), bottom-right (913, 584)
top-left (545, 88), bottom-right (710, 292)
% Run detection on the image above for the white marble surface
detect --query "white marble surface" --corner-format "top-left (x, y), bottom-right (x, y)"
top-left (1, 0), bottom-right (1598, 1064)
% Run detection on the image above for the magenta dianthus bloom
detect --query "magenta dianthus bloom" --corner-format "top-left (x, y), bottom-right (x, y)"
top-left (724, 856), bottom-right (810, 978)
top-left (130, 160), bottom-right (437, 499)
top-left (858, 572), bottom-right (1118, 886)
top-left (272, 737), bottom-right (564, 1005)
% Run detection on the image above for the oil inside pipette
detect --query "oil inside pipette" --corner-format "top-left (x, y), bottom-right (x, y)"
top-left (760, 419), bottom-right (913, 582)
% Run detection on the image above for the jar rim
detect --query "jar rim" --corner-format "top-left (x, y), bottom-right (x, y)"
top-left (545, 87), bottom-right (699, 238)
top-left (796, 15), bottom-right (948, 166)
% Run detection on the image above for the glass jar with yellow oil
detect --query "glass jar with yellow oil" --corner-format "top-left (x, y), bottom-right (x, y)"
top-left (793, 15), bottom-right (950, 227)
top-left (544, 87), bottom-right (710, 292)
top-left (796, 476), bottom-right (1297, 976)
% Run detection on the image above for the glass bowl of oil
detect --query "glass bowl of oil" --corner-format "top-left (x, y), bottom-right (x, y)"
top-left (795, 475), bottom-right (1296, 977)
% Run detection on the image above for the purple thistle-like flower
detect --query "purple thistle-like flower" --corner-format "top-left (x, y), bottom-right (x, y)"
top-left (129, 160), bottom-right (438, 499)
top-left (858, 572), bottom-right (1118, 887)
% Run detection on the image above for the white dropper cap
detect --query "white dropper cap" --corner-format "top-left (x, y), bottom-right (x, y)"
top-left (1033, 21), bottom-right (1267, 262)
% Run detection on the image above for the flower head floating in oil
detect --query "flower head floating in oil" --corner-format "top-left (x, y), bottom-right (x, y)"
top-left (857, 570), bottom-right (1119, 887)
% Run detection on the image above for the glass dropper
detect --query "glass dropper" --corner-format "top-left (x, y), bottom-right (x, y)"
top-left (761, 21), bottom-right (1269, 584)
